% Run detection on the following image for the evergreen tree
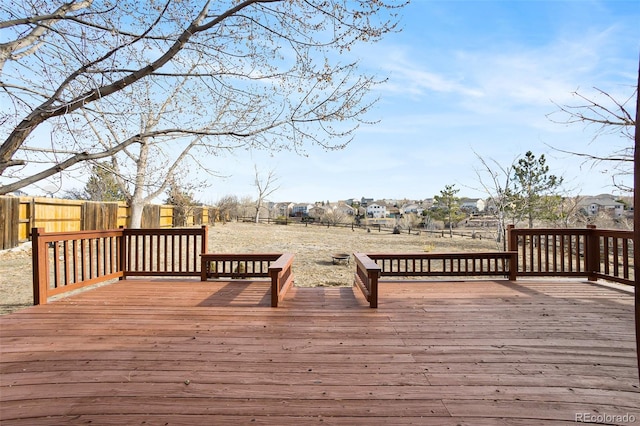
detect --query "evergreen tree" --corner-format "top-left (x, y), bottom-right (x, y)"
top-left (511, 151), bottom-right (563, 228)
top-left (433, 184), bottom-right (466, 237)
top-left (84, 162), bottom-right (126, 202)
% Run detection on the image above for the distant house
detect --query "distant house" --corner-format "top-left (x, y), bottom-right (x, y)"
top-left (308, 205), bottom-right (326, 219)
top-left (401, 203), bottom-right (424, 216)
top-left (291, 203), bottom-right (313, 217)
top-left (332, 202), bottom-right (355, 216)
top-left (578, 195), bottom-right (625, 218)
top-left (360, 197), bottom-right (374, 207)
top-left (460, 198), bottom-right (485, 214)
top-left (386, 206), bottom-right (400, 218)
top-left (422, 198), bottom-right (435, 210)
top-left (366, 203), bottom-right (387, 218)
top-left (271, 202), bottom-right (294, 217)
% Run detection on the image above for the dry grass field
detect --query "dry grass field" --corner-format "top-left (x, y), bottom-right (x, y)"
top-left (0, 222), bottom-right (498, 315)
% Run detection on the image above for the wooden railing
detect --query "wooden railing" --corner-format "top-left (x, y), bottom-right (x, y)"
top-left (354, 251), bottom-right (518, 308)
top-left (268, 253), bottom-right (295, 308)
top-left (199, 253), bottom-right (295, 307)
top-left (32, 226), bottom-right (296, 307)
top-left (507, 225), bottom-right (634, 286)
top-left (355, 226), bottom-right (634, 308)
top-left (353, 253), bottom-right (381, 308)
top-left (200, 253), bottom-right (281, 279)
top-left (593, 228), bottom-right (634, 285)
top-left (31, 228), bottom-right (124, 305)
top-left (365, 252), bottom-right (518, 279)
top-left (122, 226), bottom-right (207, 277)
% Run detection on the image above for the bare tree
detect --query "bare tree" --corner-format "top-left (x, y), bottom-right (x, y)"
top-left (74, 72), bottom-right (219, 228)
top-left (473, 152), bottom-right (518, 247)
top-left (238, 196), bottom-right (255, 220)
top-left (216, 195), bottom-right (239, 223)
top-left (321, 206), bottom-right (350, 226)
top-left (253, 165), bottom-right (279, 223)
top-left (0, 1), bottom-right (93, 72)
top-left (0, 0), bottom-right (406, 192)
top-left (165, 176), bottom-right (199, 227)
top-left (398, 213), bottom-right (422, 234)
top-left (554, 195), bottom-right (587, 228)
top-left (548, 86), bottom-right (637, 192)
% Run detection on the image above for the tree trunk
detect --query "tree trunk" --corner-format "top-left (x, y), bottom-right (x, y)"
top-left (129, 201), bottom-right (144, 229)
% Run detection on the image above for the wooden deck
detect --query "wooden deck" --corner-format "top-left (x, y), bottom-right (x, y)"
top-left (1, 278), bottom-right (639, 425)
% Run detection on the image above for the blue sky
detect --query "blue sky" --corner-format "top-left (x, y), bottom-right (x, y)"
top-left (202, 0), bottom-right (639, 204)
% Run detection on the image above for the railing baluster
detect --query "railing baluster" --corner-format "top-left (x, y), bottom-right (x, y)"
top-left (543, 234), bottom-right (549, 272)
top-left (90, 238), bottom-right (96, 280)
top-left (53, 242), bottom-right (60, 289)
top-left (603, 237), bottom-right (611, 276)
top-left (63, 240), bottom-right (70, 286)
top-left (623, 238), bottom-right (629, 279)
top-left (613, 237), bottom-right (619, 278)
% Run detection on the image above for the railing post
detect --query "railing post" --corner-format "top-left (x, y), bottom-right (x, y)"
top-left (270, 268), bottom-right (281, 308)
top-left (507, 224), bottom-right (516, 252)
top-left (201, 225), bottom-right (208, 253)
top-left (506, 225), bottom-right (519, 279)
top-left (31, 227), bottom-right (48, 305)
top-left (586, 225), bottom-right (599, 282)
top-left (508, 251), bottom-right (517, 281)
top-left (369, 270), bottom-right (379, 308)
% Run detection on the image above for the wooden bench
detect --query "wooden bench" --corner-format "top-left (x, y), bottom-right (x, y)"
top-left (354, 251), bottom-right (518, 308)
top-left (200, 253), bottom-right (295, 307)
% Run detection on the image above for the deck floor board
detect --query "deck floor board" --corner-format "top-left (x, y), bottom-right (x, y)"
top-left (1, 278), bottom-right (638, 424)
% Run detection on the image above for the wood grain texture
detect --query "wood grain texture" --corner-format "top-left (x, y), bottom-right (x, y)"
top-left (1, 278), bottom-right (638, 424)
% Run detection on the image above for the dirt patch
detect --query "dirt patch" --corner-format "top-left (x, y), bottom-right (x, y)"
top-left (0, 242), bottom-right (34, 315)
top-left (0, 222), bottom-right (498, 315)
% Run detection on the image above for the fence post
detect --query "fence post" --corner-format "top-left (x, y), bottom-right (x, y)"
top-left (586, 225), bottom-right (599, 281)
top-left (31, 227), bottom-right (49, 305)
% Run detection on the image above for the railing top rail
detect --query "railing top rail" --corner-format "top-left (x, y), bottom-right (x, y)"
top-left (509, 227), bottom-right (632, 237)
top-left (32, 228), bottom-right (124, 241)
top-left (365, 251), bottom-right (517, 259)
top-left (591, 229), bottom-right (634, 238)
top-left (353, 253), bottom-right (382, 272)
top-left (269, 253), bottom-right (295, 272)
top-left (123, 227), bottom-right (206, 236)
top-left (509, 228), bottom-right (591, 235)
top-left (201, 253), bottom-right (283, 261)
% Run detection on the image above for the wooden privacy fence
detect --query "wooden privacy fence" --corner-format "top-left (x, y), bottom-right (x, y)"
top-left (0, 196), bottom-right (219, 250)
top-left (31, 226), bottom-right (294, 307)
top-left (0, 196), bottom-right (20, 250)
top-left (355, 226), bottom-right (634, 308)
